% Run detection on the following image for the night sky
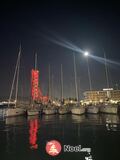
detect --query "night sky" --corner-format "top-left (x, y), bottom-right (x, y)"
top-left (0, 1), bottom-right (120, 99)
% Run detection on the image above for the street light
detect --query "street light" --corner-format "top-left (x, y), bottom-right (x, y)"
top-left (84, 51), bottom-right (92, 91)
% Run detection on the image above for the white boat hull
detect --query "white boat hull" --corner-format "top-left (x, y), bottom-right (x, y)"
top-left (100, 105), bottom-right (118, 114)
top-left (71, 108), bottom-right (85, 115)
top-left (27, 110), bottom-right (39, 116)
top-left (5, 108), bottom-right (25, 117)
top-left (44, 109), bottom-right (56, 115)
top-left (86, 106), bottom-right (99, 114)
top-left (58, 108), bottom-right (69, 114)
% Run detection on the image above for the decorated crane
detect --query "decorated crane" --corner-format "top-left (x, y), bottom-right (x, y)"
top-left (31, 54), bottom-right (48, 104)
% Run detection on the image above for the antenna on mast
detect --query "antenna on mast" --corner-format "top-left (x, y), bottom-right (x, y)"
top-left (35, 53), bottom-right (37, 70)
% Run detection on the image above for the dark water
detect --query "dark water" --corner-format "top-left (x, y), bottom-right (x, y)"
top-left (0, 109), bottom-right (120, 160)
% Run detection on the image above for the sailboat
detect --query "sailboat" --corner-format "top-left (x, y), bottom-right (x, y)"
top-left (84, 53), bottom-right (99, 114)
top-left (58, 64), bottom-right (69, 114)
top-left (5, 46), bottom-right (26, 117)
top-left (71, 53), bottom-right (85, 115)
top-left (27, 105), bottom-right (39, 116)
top-left (27, 53), bottom-right (39, 116)
top-left (99, 50), bottom-right (118, 114)
top-left (86, 105), bottom-right (99, 114)
top-left (43, 64), bottom-right (56, 115)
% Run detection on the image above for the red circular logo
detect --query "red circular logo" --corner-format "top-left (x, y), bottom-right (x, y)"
top-left (46, 140), bottom-right (62, 156)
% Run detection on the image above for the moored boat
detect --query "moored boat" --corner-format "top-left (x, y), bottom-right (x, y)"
top-left (43, 108), bottom-right (56, 115)
top-left (86, 105), bottom-right (99, 114)
top-left (58, 107), bottom-right (69, 114)
top-left (100, 104), bottom-right (118, 114)
top-left (71, 106), bottom-right (85, 115)
top-left (27, 109), bottom-right (39, 116)
top-left (6, 46), bottom-right (26, 117)
top-left (5, 107), bottom-right (26, 117)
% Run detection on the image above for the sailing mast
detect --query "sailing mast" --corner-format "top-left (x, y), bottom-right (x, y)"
top-left (103, 50), bottom-right (109, 89)
top-left (15, 45), bottom-right (21, 105)
top-left (86, 57), bottom-right (92, 91)
top-left (73, 53), bottom-right (78, 103)
top-left (60, 64), bottom-right (63, 102)
top-left (8, 45), bottom-right (21, 107)
top-left (48, 64), bottom-right (51, 101)
top-left (51, 74), bottom-right (54, 101)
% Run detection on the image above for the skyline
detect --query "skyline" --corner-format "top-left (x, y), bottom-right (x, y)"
top-left (0, 1), bottom-right (120, 99)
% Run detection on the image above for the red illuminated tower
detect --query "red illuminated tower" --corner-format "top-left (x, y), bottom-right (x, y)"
top-left (31, 53), bottom-right (48, 103)
top-left (31, 69), bottom-right (39, 101)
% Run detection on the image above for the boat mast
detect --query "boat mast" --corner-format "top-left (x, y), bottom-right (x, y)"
top-left (15, 45), bottom-right (21, 105)
top-left (61, 64), bottom-right (63, 102)
top-left (73, 53), bottom-right (78, 103)
top-left (48, 64), bottom-right (51, 100)
top-left (8, 45), bottom-right (21, 107)
top-left (86, 57), bottom-right (92, 91)
top-left (103, 49), bottom-right (109, 89)
top-left (51, 74), bottom-right (54, 100)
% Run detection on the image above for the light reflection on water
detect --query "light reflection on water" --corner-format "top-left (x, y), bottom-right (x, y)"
top-left (0, 111), bottom-right (120, 160)
top-left (28, 117), bottom-right (39, 150)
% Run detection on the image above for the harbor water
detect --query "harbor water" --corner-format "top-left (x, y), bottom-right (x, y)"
top-left (0, 108), bottom-right (120, 160)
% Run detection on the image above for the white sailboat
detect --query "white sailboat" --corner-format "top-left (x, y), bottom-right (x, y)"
top-left (5, 46), bottom-right (26, 117)
top-left (58, 64), bottom-right (69, 114)
top-left (71, 106), bottom-right (85, 115)
top-left (43, 108), bottom-right (56, 115)
top-left (71, 53), bottom-right (85, 115)
top-left (84, 52), bottom-right (99, 114)
top-left (86, 105), bottom-right (99, 114)
top-left (99, 50), bottom-right (118, 114)
top-left (27, 107), bottom-right (39, 116)
top-left (44, 64), bottom-right (56, 115)
top-left (100, 104), bottom-right (118, 114)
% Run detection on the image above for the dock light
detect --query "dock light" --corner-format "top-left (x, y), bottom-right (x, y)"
top-left (84, 51), bottom-right (89, 57)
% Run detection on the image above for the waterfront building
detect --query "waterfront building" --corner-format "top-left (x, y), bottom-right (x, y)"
top-left (83, 88), bottom-right (120, 104)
